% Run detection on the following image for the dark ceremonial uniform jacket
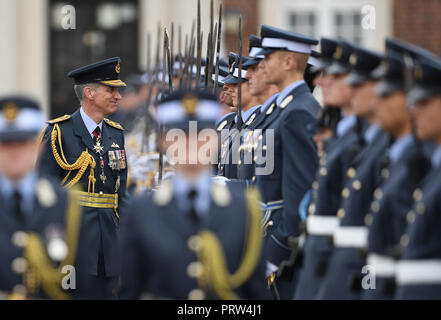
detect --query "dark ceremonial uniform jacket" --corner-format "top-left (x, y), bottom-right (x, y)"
top-left (0, 177), bottom-right (87, 300)
top-left (221, 106), bottom-right (262, 180)
top-left (363, 138), bottom-right (419, 299)
top-left (255, 82), bottom-right (320, 266)
top-left (396, 162), bottom-right (441, 299)
top-left (39, 109), bottom-right (128, 277)
top-left (119, 180), bottom-right (270, 300)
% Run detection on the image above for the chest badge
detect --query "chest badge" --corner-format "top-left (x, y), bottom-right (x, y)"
top-left (111, 142), bottom-right (120, 149)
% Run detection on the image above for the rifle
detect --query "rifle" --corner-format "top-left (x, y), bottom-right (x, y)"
top-left (213, 0), bottom-right (223, 95)
top-left (196, 0), bottom-right (202, 86)
top-left (236, 16), bottom-right (244, 129)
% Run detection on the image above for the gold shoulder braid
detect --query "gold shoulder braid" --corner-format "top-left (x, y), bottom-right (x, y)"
top-left (103, 118), bottom-right (124, 131)
top-left (23, 186), bottom-right (83, 300)
top-left (196, 186), bottom-right (264, 300)
top-left (50, 123), bottom-right (96, 193)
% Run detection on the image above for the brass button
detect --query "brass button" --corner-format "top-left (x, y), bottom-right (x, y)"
top-left (253, 156), bottom-right (258, 162)
top-left (413, 189), bottom-right (423, 202)
top-left (400, 234), bottom-right (409, 247)
top-left (11, 257), bottom-right (28, 274)
top-left (347, 168), bottom-right (356, 179)
top-left (258, 135), bottom-right (263, 141)
top-left (374, 188), bottom-right (383, 200)
top-left (308, 203), bottom-right (316, 215)
top-left (337, 208), bottom-right (345, 219)
top-left (320, 158), bottom-right (326, 166)
top-left (407, 211), bottom-right (416, 224)
top-left (381, 168), bottom-right (389, 179)
top-left (11, 285), bottom-right (27, 297)
top-left (99, 191), bottom-right (104, 195)
top-left (312, 181), bottom-right (319, 190)
top-left (416, 203), bottom-right (425, 215)
top-left (371, 201), bottom-right (380, 213)
top-left (238, 160), bottom-right (242, 166)
top-left (187, 262), bottom-right (204, 279)
top-left (342, 188), bottom-right (350, 199)
top-left (365, 214), bottom-right (373, 226)
top-left (187, 236), bottom-right (202, 252)
top-left (11, 231), bottom-right (28, 248)
top-left (251, 176), bottom-right (256, 182)
top-left (262, 145), bottom-right (267, 151)
top-left (320, 168), bottom-right (328, 177)
top-left (352, 180), bottom-right (362, 191)
top-left (188, 289), bottom-right (206, 300)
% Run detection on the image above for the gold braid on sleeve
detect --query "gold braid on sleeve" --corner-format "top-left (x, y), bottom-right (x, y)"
top-left (196, 186), bottom-right (264, 300)
top-left (22, 186), bottom-right (83, 300)
top-left (50, 124), bottom-right (96, 193)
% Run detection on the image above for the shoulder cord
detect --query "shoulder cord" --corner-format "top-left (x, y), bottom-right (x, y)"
top-left (50, 124), bottom-right (96, 193)
top-left (196, 186), bottom-right (264, 300)
top-left (23, 187), bottom-right (83, 300)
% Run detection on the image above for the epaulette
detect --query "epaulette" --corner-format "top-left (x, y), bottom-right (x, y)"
top-left (104, 118), bottom-right (124, 131)
top-left (48, 114), bottom-right (71, 124)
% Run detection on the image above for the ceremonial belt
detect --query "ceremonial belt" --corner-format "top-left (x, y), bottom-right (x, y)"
top-left (259, 200), bottom-right (284, 227)
top-left (306, 215), bottom-right (340, 236)
top-left (333, 226), bottom-right (368, 248)
top-left (396, 259), bottom-right (441, 285)
top-left (367, 253), bottom-right (396, 277)
top-left (73, 191), bottom-right (118, 210)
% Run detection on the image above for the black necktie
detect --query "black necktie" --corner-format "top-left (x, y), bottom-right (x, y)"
top-left (188, 189), bottom-right (199, 223)
top-left (92, 126), bottom-right (101, 142)
top-left (12, 190), bottom-right (24, 223)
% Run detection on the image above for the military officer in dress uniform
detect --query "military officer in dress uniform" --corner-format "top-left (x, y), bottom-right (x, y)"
top-left (394, 49), bottom-right (441, 300)
top-left (294, 38), bottom-right (359, 300)
top-left (362, 39), bottom-right (433, 300)
top-left (251, 25), bottom-right (320, 299)
top-left (0, 97), bottom-right (86, 299)
top-left (119, 90), bottom-right (270, 300)
top-left (317, 45), bottom-right (388, 300)
top-left (39, 57), bottom-right (128, 299)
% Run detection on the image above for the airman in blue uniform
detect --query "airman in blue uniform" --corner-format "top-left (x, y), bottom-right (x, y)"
top-left (252, 25), bottom-right (320, 298)
top-left (317, 44), bottom-right (389, 300)
top-left (394, 48), bottom-right (441, 300)
top-left (0, 97), bottom-right (86, 299)
top-left (119, 90), bottom-right (270, 300)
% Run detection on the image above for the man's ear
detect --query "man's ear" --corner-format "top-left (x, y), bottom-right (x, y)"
top-left (84, 86), bottom-right (95, 100)
top-left (284, 53), bottom-right (297, 72)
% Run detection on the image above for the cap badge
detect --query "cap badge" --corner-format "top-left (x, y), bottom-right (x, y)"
top-left (115, 62), bottom-right (121, 74)
top-left (3, 102), bottom-right (19, 123)
top-left (414, 65), bottom-right (423, 81)
top-left (334, 46), bottom-right (343, 59)
top-left (183, 94), bottom-right (198, 115)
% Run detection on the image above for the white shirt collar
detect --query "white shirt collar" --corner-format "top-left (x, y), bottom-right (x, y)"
top-left (0, 171), bottom-right (37, 214)
top-left (389, 134), bottom-right (414, 164)
top-left (431, 146), bottom-right (441, 169)
top-left (364, 123), bottom-right (382, 145)
top-left (336, 114), bottom-right (357, 138)
top-left (173, 171), bottom-right (211, 216)
top-left (80, 107), bottom-right (103, 138)
top-left (276, 80), bottom-right (305, 106)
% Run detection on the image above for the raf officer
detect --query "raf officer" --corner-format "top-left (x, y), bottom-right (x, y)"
top-left (119, 90), bottom-right (270, 300)
top-left (39, 57), bottom-right (128, 299)
top-left (0, 97), bottom-right (86, 299)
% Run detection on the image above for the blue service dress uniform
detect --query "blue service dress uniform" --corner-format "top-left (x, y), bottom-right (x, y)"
top-left (0, 175), bottom-right (87, 299)
top-left (362, 136), bottom-right (424, 299)
top-left (317, 124), bottom-right (389, 299)
top-left (255, 81), bottom-right (320, 269)
top-left (118, 177), bottom-right (270, 300)
top-left (39, 109), bottom-right (128, 297)
top-left (216, 112), bottom-right (236, 177)
top-left (395, 147), bottom-right (441, 299)
top-left (294, 115), bottom-right (358, 299)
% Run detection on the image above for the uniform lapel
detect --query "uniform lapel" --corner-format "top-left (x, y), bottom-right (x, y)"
top-left (72, 110), bottom-right (95, 152)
